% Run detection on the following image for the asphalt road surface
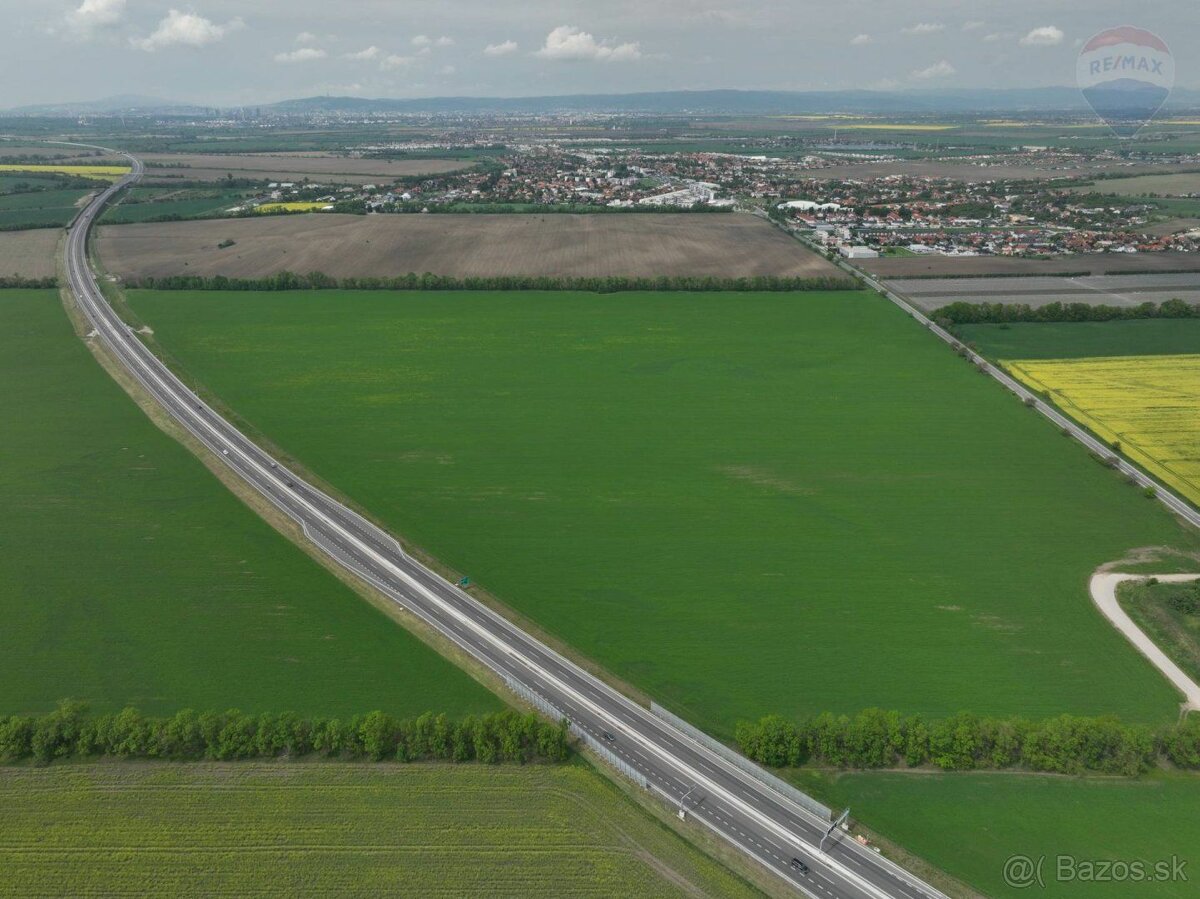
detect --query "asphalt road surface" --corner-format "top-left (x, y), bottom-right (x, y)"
top-left (65, 146), bottom-right (947, 899)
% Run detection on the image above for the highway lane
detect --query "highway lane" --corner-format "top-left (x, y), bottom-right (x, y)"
top-left (64, 146), bottom-right (946, 899)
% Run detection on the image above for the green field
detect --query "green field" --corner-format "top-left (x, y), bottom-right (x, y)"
top-left (959, 319), bottom-right (1200, 360)
top-left (0, 185), bottom-right (93, 229)
top-left (1120, 580), bottom-right (1200, 686)
top-left (125, 289), bottom-right (1200, 734)
top-left (0, 290), bottom-right (499, 718)
top-left (0, 761), bottom-right (759, 898)
top-left (796, 770), bottom-right (1200, 899)
top-left (101, 186), bottom-right (252, 224)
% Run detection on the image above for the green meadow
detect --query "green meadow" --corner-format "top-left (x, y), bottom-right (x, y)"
top-left (959, 319), bottom-right (1200, 360)
top-left (126, 288), bottom-right (1200, 735)
top-left (799, 769), bottom-right (1200, 899)
top-left (0, 290), bottom-right (499, 718)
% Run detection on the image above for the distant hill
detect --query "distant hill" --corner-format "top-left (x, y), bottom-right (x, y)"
top-left (3, 95), bottom-right (204, 116)
top-left (6, 87), bottom-right (1199, 118)
top-left (265, 88), bottom-right (1200, 116)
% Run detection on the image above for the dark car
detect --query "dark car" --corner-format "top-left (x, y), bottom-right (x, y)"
top-left (602, 731), bottom-right (615, 742)
top-left (791, 858), bottom-right (809, 874)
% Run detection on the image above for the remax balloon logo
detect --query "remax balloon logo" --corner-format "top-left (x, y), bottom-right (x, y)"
top-left (1077, 26), bottom-right (1174, 137)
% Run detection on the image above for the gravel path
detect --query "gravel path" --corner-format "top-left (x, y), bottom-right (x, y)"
top-left (1090, 572), bottom-right (1200, 712)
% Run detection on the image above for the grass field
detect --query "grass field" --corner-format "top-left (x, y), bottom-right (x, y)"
top-left (959, 320), bottom-right (1200, 360)
top-left (0, 762), bottom-right (760, 898)
top-left (138, 152), bottom-right (468, 184)
top-left (1119, 579), bottom-right (1200, 686)
top-left (96, 213), bottom-right (844, 282)
top-left (125, 288), bottom-right (1200, 734)
top-left (1007, 354), bottom-right (1200, 509)
top-left (0, 186), bottom-right (93, 229)
top-left (796, 770), bottom-right (1200, 899)
top-left (0, 289), bottom-right (500, 718)
top-left (100, 186), bottom-right (252, 224)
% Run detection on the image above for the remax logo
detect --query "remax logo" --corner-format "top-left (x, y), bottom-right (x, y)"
top-left (1077, 26), bottom-right (1174, 136)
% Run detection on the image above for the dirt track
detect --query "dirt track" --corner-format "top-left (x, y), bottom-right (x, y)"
top-left (96, 213), bottom-right (844, 281)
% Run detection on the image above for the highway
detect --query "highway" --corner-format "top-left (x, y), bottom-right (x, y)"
top-left (65, 146), bottom-right (947, 899)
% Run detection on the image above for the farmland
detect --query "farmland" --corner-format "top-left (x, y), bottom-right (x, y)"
top-left (96, 213), bottom-right (843, 281)
top-left (1006, 354), bottom-right (1200, 508)
top-left (799, 770), bottom-right (1200, 899)
top-left (125, 288), bottom-right (1200, 734)
top-left (138, 152), bottom-right (469, 184)
top-left (257, 201), bottom-right (333, 213)
top-left (0, 762), bottom-right (759, 898)
top-left (1069, 172), bottom-right (1200, 196)
top-left (0, 229), bottom-right (61, 278)
top-left (958, 319), bottom-right (1200, 361)
top-left (0, 289), bottom-right (499, 718)
top-left (100, 185), bottom-right (254, 224)
top-left (0, 163), bottom-right (129, 181)
top-left (895, 273), bottom-right (1200, 313)
top-left (860, 253), bottom-right (1200, 279)
top-left (0, 184), bottom-right (94, 230)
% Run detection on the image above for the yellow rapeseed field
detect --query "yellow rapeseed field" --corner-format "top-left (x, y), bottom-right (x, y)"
top-left (1007, 354), bottom-right (1200, 505)
top-left (256, 201), bottom-right (332, 213)
top-left (840, 123), bottom-right (956, 131)
top-left (0, 164), bottom-right (131, 181)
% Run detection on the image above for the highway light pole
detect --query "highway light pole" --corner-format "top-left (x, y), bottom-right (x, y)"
top-left (820, 808), bottom-right (851, 853)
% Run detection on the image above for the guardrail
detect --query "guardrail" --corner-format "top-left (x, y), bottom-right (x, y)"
top-left (650, 702), bottom-right (832, 821)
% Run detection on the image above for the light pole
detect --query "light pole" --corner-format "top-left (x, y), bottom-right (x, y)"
top-left (678, 784), bottom-right (697, 820)
top-left (820, 808), bottom-right (850, 852)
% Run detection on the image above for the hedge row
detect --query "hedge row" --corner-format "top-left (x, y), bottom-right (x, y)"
top-left (934, 298), bottom-right (1200, 325)
top-left (0, 275), bottom-right (57, 288)
top-left (736, 710), bottom-right (1200, 776)
top-left (0, 702), bottom-right (571, 765)
top-left (131, 271), bottom-right (856, 293)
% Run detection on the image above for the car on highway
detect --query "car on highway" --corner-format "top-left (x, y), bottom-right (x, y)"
top-left (791, 857), bottom-right (810, 875)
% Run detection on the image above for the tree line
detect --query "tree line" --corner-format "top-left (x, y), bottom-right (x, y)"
top-left (131, 271), bottom-right (856, 293)
top-left (736, 709), bottom-right (1200, 776)
top-left (0, 275), bottom-right (57, 288)
top-left (0, 702), bottom-right (571, 766)
top-left (935, 298), bottom-right (1200, 325)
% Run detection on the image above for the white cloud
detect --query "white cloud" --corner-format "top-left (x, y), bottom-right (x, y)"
top-left (380, 53), bottom-right (415, 70)
top-left (962, 21), bottom-right (985, 32)
top-left (983, 32), bottom-right (1010, 43)
top-left (345, 45), bottom-right (381, 60)
top-left (911, 60), bottom-right (955, 80)
top-left (274, 47), bottom-right (327, 63)
top-left (295, 31), bottom-right (318, 45)
top-left (849, 33), bottom-right (872, 46)
top-left (132, 10), bottom-right (242, 51)
top-left (484, 40), bottom-right (519, 56)
top-left (411, 34), bottom-right (453, 49)
top-left (65, 0), bottom-right (125, 37)
top-left (535, 25), bottom-right (641, 62)
top-left (439, 64), bottom-right (456, 75)
top-left (902, 23), bottom-right (944, 36)
top-left (1020, 26), bottom-right (1063, 47)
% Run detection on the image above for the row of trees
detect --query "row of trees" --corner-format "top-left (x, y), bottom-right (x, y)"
top-left (0, 702), bottom-right (571, 766)
top-left (736, 710), bottom-right (1200, 776)
top-left (132, 271), bottom-right (855, 293)
top-left (935, 298), bottom-right (1200, 325)
top-left (0, 275), bottom-right (56, 288)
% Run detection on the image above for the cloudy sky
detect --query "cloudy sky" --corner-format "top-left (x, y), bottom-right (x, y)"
top-left (2, 0), bottom-right (1194, 106)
